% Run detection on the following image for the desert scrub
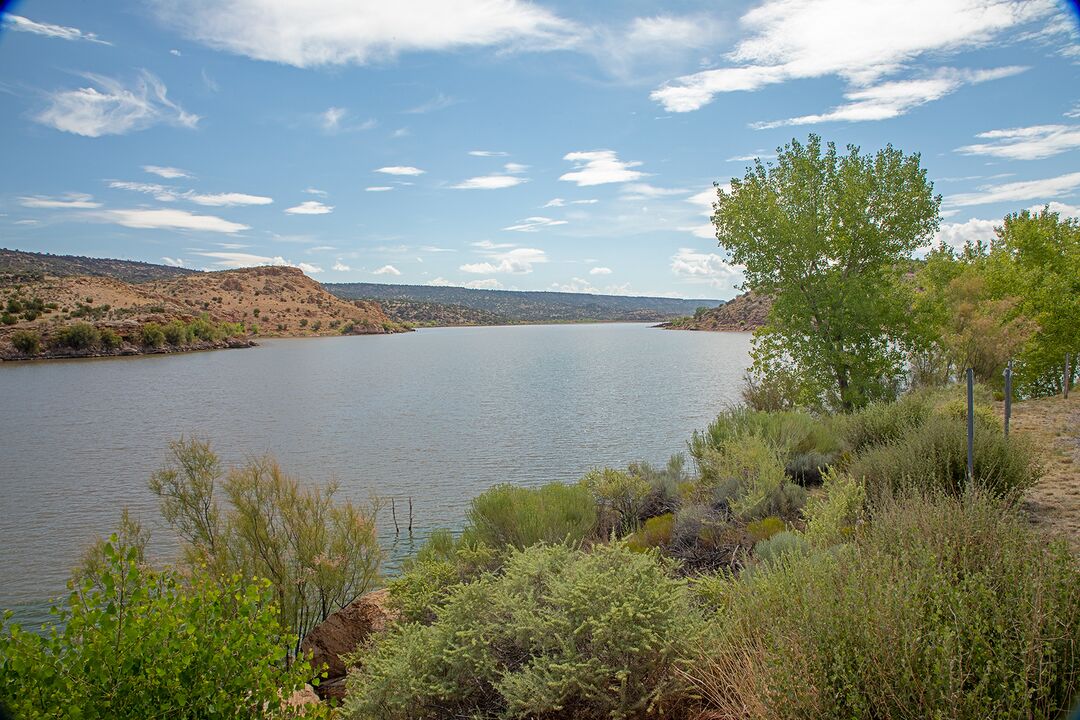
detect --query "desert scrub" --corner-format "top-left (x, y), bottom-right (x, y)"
top-left (343, 543), bottom-right (701, 720)
top-left (849, 411), bottom-right (1039, 499)
top-left (10, 329), bottom-right (40, 354)
top-left (387, 528), bottom-right (499, 623)
top-left (54, 321), bottom-right (101, 349)
top-left (689, 490), bottom-right (1080, 720)
top-left (140, 322), bottom-right (165, 348)
top-left (581, 467), bottom-right (652, 535)
top-left (802, 469), bottom-right (866, 546)
top-left (697, 435), bottom-right (807, 521)
top-left (0, 538), bottom-right (317, 720)
top-left (625, 512), bottom-right (674, 551)
top-left (468, 482), bottom-right (597, 549)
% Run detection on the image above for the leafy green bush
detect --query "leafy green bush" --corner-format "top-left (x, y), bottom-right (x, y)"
top-left (99, 328), bottom-right (122, 350)
top-left (581, 467), bottom-right (651, 535)
top-left (163, 319), bottom-right (192, 345)
top-left (752, 530), bottom-right (809, 565)
top-left (698, 436), bottom-right (807, 521)
top-left (140, 322), bottom-right (165, 348)
top-left (839, 391), bottom-right (934, 453)
top-left (849, 412), bottom-right (1039, 499)
top-left (626, 512), bottom-right (674, 551)
top-left (802, 469), bottom-right (866, 546)
top-left (10, 329), bottom-right (40, 354)
top-left (0, 312), bottom-right (15, 326)
top-left (343, 543), bottom-right (700, 720)
top-left (0, 538), bottom-right (316, 719)
top-left (746, 515), bottom-right (785, 542)
top-left (55, 322), bottom-right (101, 350)
top-left (690, 490), bottom-right (1080, 720)
top-left (468, 482), bottom-right (597, 549)
top-left (387, 528), bottom-right (499, 623)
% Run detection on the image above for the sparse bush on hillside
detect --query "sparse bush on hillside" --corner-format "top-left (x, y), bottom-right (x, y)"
top-left (581, 467), bottom-right (652, 536)
top-left (697, 436), bottom-right (807, 521)
top-left (141, 322), bottom-right (165, 347)
top-left (163, 319), bottom-right (191, 345)
top-left (11, 329), bottom-right (40, 354)
top-left (690, 490), bottom-right (1080, 720)
top-left (343, 544), bottom-right (700, 720)
top-left (468, 482), bottom-right (596, 550)
top-left (55, 322), bottom-right (101, 350)
top-left (99, 328), bottom-right (122, 350)
top-left (0, 312), bottom-right (15, 326)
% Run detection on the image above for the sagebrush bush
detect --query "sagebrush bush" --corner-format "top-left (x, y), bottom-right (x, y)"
top-left (387, 528), bottom-right (499, 622)
top-left (849, 412), bottom-right (1039, 499)
top-left (839, 391), bottom-right (934, 453)
top-left (10, 329), bottom-right (40, 354)
top-left (746, 515), bottom-right (785, 541)
top-left (802, 469), bottom-right (866, 546)
top-left (163, 319), bottom-right (191, 345)
top-left (141, 322), bottom-right (165, 347)
top-left (698, 436), bottom-right (807, 521)
top-left (752, 530), bottom-right (808, 565)
top-left (468, 482), bottom-right (596, 549)
top-left (344, 544), bottom-right (700, 720)
top-left (690, 490), bottom-right (1080, 720)
top-left (581, 467), bottom-right (652, 535)
top-left (55, 322), bottom-right (100, 349)
top-left (626, 512), bottom-right (674, 551)
top-left (99, 327), bottom-right (122, 350)
top-left (0, 538), bottom-right (317, 719)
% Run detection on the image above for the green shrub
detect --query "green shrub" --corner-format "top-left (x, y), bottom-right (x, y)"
top-left (626, 512), bottom-right (675, 551)
top-left (802, 469), bottom-right (866, 546)
top-left (752, 530), bottom-right (809, 565)
top-left (163, 319), bottom-right (191, 345)
top-left (468, 482), bottom-right (597, 550)
top-left (581, 467), bottom-right (652, 535)
top-left (690, 491), bottom-right (1080, 720)
top-left (99, 327), bottom-right (122, 350)
top-left (839, 391), bottom-right (934, 453)
top-left (747, 515), bottom-right (785, 542)
top-left (699, 436), bottom-right (807, 521)
top-left (141, 322), bottom-right (165, 348)
top-left (343, 544), bottom-right (700, 720)
top-left (849, 412), bottom-right (1039, 499)
top-left (1, 312), bottom-right (16, 326)
top-left (10, 329), bottom-right (40, 354)
top-left (0, 538), bottom-right (316, 719)
top-left (55, 322), bottom-right (101, 349)
top-left (388, 528), bottom-right (499, 623)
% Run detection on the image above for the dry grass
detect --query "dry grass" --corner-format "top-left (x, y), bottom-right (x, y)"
top-left (996, 393), bottom-right (1080, 549)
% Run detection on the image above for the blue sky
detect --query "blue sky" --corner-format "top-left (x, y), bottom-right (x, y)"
top-left (0, 0), bottom-right (1077, 300)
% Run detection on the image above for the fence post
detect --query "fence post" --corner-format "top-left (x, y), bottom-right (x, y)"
top-left (1003, 361), bottom-right (1012, 439)
top-left (966, 368), bottom-right (975, 485)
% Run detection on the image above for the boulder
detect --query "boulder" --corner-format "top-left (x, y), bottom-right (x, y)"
top-left (301, 588), bottom-right (395, 700)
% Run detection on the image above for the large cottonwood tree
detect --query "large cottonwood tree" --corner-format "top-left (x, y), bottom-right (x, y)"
top-left (713, 134), bottom-right (940, 411)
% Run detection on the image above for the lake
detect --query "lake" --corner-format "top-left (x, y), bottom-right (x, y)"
top-left (0, 323), bottom-right (750, 625)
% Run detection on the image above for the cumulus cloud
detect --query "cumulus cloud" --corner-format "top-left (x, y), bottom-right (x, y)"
top-left (503, 216), bottom-right (567, 232)
top-left (946, 171), bottom-right (1080, 207)
top-left (297, 262), bottom-right (323, 274)
top-left (144, 165), bottom-right (191, 179)
top-left (3, 14), bottom-right (111, 45)
top-left (956, 124), bottom-right (1080, 160)
top-left (550, 277), bottom-right (632, 295)
top-left (670, 247), bottom-right (743, 290)
top-left (427, 277), bottom-right (453, 286)
top-left (99, 208), bottom-right (250, 233)
top-left (284, 200), bottom-right (333, 214)
top-left (543, 198), bottom-right (566, 207)
top-left (589, 266), bottom-right (612, 275)
top-left (1039, 201), bottom-right (1080, 218)
top-left (620, 183), bottom-right (689, 199)
top-left (560, 150), bottom-right (646, 186)
top-left (375, 166), bottom-right (425, 176)
top-left (464, 278), bottom-right (503, 289)
top-left (20, 193), bottom-right (101, 209)
top-left (332, 261), bottom-right (351, 271)
top-left (36, 71), bottom-right (199, 137)
top-left (451, 174), bottom-right (527, 190)
top-left (405, 92), bottom-right (458, 114)
top-left (932, 217), bottom-right (999, 251)
top-left (161, 256), bottom-right (185, 267)
top-left (461, 247), bottom-right (546, 274)
top-left (153, 0), bottom-right (578, 67)
top-left (420, 245), bottom-right (456, 252)
top-left (373, 264), bottom-right (402, 276)
top-left (650, 0), bottom-right (1056, 113)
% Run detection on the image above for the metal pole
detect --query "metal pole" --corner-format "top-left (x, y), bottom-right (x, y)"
top-left (966, 368), bottom-right (975, 485)
top-left (1003, 361), bottom-right (1012, 439)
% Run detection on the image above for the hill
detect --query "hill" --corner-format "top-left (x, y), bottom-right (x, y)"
top-left (324, 282), bottom-right (721, 324)
top-left (0, 247), bottom-right (195, 283)
top-left (0, 266), bottom-right (407, 360)
top-left (657, 291), bottom-right (771, 331)
top-left (373, 299), bottom-right (509, 327)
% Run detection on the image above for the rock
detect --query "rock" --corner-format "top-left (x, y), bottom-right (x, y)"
top-left (283, 684), bottom-right (320, 712)
top-left (301, 588), bottom-right (395, 701)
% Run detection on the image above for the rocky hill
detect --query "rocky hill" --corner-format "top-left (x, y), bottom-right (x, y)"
top-left (375, 299), bottom-right (509, 327)
top-left (326, 282), bottom-right (721, 324)
top-left (0, 266), bottom-right (407, 361)
top-left (657, 291), bottom-right (771, 331)
top-left (0, 247), bottom-right (195, 283)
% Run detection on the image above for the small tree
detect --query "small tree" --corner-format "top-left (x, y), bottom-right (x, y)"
top-left (11, 329), bottom-right (40, 355)
top-left (712, 134), bottom-right (940, 411)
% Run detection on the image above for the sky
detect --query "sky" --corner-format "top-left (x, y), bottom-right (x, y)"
top-left (0, 0), bottom-right (1077, 300)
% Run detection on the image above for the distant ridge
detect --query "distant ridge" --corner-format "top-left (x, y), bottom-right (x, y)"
top-left (325, 282), bottom-right (722, 324)
top-left (0, 248), bottom-right (196, 283)
top-left (657, 291), bottom-right (771, 332)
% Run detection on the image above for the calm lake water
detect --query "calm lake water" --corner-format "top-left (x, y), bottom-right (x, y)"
top-left (0, 323), bottom-right (750, 626)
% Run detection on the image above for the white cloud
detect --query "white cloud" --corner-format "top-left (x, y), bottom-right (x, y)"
top-left (155, 0), bottom-right (578, 67)
top-left (332, 261), bottom-right (351, 271)
top-left (197, 252), bottom-right (288, 267)
top-left (550, 277), bottom-right (632, 295)
top-left (405, 92), bottom-right (457, 114)
top-left (297, 262), bottom-right (323, 274)
top-left (187, 192), bottom-right (273, 206)
top-left (170, 49), bottom-right (182, 56)
top-left (560, 150), bottom-right (646, 186)
top-left (161, 256), bottom-right (185, 267)
top-left (144, 165), bottom-right (191, 179)
top-left (956, 124), bottom-right (1080, 160)
top-left (650, 0), bottom-right (1055, 113)
top-left (752, 66), bottom-right (1026, 128)
top-left (284, 200), bottom-right (333, 214)
top-left (36, 71), bottom-right (199, 137)
top-left (373, 264), bottom-right (402, 276)
top-left (461, 247), bottom-right (546, 274)
top-left (503, 216), bottom-right (567, 232)
top-left (472, 240), bottom-right (516, 249)
top-left (3, 14), bottom-right (111, 45)
top-left (365, 186), bottom-right (394, 192)
top-left (670, 247), bottom-right (743, 290)
top-left (543, 198), bottom-right (566, 207)
top-left (451, 174), bottom-right (527, 190)
top-left (20, 193), bottom-right (101, 209)
top-left (469, 150), bottom-right (509, 157)
top-left (1066, 104), bottom-right (1080, 119)
top-left (727, 150), bottom-right (776, 162)
top-left (946, 171), bottom-right (1080, 207)
top-left (588, 14), bottom-right (728, 84)
top-left (14, 220), bottom-right (40, 226)
top-left (100, 208), bottom-right (250, 233)
top-left (464, 278), bottom-right (503, 289)
top-left (420, 245), bottom-right (456, 252)
top-left (503, 162), bottom-right (529, 174)
top-left (589, 266), bottom-right (612, 275)
top-left (932, 217), bottom-right (998, 250)
top-left (1039, 201), bottom-right (1080, 218)
top-left (375, 166), bottom-right (425, 176)
top-left (571, 198), bottom-right (598, 204)
top-left (109, 181), bottom-right (178, 201)
top-left (427, 277), bottom-right (453, 286)
top-left (620, 183), bottom-right (689, 199)
top-left (304, 187), bottom-right (328, 196)
top-left (321, 106), bottom-right (347, 131)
